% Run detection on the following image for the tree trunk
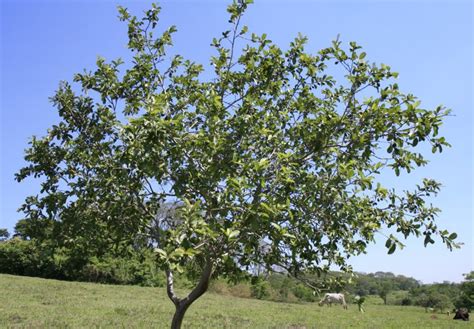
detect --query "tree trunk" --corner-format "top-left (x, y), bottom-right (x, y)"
top-left (167, 258), bottom-right (213, 329)
top-left (171, 302), bottom-right (190, 329)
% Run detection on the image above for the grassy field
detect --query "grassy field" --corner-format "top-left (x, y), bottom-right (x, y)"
top-left (0, 274), bottom-right (470, 328)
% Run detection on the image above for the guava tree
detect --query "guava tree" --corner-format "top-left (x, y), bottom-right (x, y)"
top-left (16, 1), bottom-right (459, 328)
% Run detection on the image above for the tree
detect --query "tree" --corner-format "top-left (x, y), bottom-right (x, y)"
top-left (379, 281), bottom-right (392, 305)
top-left (416, 291), bottom-right (453, 312)
top-left (0, 229), bottom-right (9, 241)
top-left (13, 218), bottom-right (55, 241)
top-left (456, 272), bottom-right (474, 310)
top-left (15, 2), bottom-right (459, 328)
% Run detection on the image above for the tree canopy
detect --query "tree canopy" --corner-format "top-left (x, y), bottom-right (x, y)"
top-left (0, 229), bottom-right (9, 241)
top-left (15, 1), bottom-right (458, 327)
top-left (456, 271), bottom-right (474, 310)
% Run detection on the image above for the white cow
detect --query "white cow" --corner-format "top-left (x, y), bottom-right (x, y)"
top-left (318, 293), bottom-right (348, 310)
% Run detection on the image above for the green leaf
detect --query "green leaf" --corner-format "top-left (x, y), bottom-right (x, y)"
top-left (228, 230), bottom-right (240, 239)
top-left (270, 222), bottom-right (281, 230)
top-left (424, 234), bottom-right (435, 247)
top-left (256, 158), bottom-right (269, 170)
top-left (387, 243), bottom-right (396, 254)
top-left (154, 248), bottom-right (167, 257)
top-left (184, 248), bottom-right (198, 256)
top-left (260, 202), bottom-right (273, 214)
top-left (283, 232), bottom-right (297, 240)
top-left (228, 177), bottom-right (240, 189)
top-left (170, 248), bottom-right (185, 259)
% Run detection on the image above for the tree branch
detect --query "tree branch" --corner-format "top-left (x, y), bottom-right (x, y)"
top-left (183, 257), bottom-right (213, 306)
top-left (166, 269), bottom-right (180, 306)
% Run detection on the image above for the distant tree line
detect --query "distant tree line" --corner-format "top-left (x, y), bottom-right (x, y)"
top-left (347, 271), bottom-right (420, 301)
top-left (0, 221), bottom-right (167, 286)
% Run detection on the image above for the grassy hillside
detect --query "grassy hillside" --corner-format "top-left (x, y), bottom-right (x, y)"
top-left (0, 274), bottom-right (469, 328)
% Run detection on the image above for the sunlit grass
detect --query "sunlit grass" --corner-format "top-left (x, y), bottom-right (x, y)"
top-left (0, 274), bottom-right (469, 328)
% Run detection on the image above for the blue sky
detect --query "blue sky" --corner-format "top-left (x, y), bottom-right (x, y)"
top-left (1, 0), bottom-right (472, 283)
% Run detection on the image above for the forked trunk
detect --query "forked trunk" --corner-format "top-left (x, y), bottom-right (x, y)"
top-left (167, 258), bottom-right (213, 329)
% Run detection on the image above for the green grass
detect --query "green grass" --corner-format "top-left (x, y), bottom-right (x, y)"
top-left (0, 274), bottom-right (470, 328)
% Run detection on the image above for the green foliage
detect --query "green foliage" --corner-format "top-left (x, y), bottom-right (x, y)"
top-left (0, 239), bottom-right (59, 278)
top-left (464, 271), bottom-right (474, 281)
top-left (455, 271), bottom-right (474, 310)
top-left (401, 297), bottom-right (413, 306)
top-left (14, 1), bottom-right (458, 326)
top-left (250, 277), bottom-right (271, 300)
top-left (0, 239), bottom-right (35, 275)
top-left (0, 229), bottom-right (9, 241)
top-left (80, 251), bottom-right (166, 287)
top-left (335, 271), bottom-right (420, 298)
top-left (208, 273), bottom-right (318, 303)
top-left (13, 218), bottom-right (53, 240)
top-left (415, 292), bottom-right (453, 312)
top-left (378, 281), bottom-right (393, 305)
top-left (0, 238), bottom-right (167, 287)
top-left (409, 283), bottom-right (460, 311)
top-left (292, 283), bottom-right (317, 302)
